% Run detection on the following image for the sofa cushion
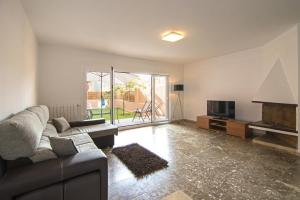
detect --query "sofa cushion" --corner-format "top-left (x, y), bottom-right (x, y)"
top-left (26, 105), bottom-right (49, 128)
top-left (52, 117), bottom-right (71, 133)
top-left (50, 137), bottom-right (78, 157)
top-left (76, 142), bottom-right (98, 153)
top-left (30, 136), bottom-right (57, 163)
top-left (76, 124), bottom-right (118, 136)
top-left (60, 124), bottom-right (118, 138)
top-left (42, 124), bottom-right (58, 137)
top-left (62, 133), bottom-right (98, 152)
top-left (63, 133), bottom-right (94, 146)
top-left (0, 110), bottom-right (44, 160)
top-left (59, 127), bottom-right (82, 136)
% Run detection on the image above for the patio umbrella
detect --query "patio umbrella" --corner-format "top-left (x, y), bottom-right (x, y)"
top-left (87, 72), bottom-right (110, 117)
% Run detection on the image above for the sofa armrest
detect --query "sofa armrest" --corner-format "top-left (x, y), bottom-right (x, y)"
top-left (63, 150), bottom-right (108, 200)
top-left (0, 150), bottom-right (107, 200)
top-left (0, 157), bottom-right (6, 178)
top-left (69, 119), bottom-right (106, 127)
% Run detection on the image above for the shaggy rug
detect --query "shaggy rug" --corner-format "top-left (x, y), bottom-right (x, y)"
top-left (112, 143), bottom-right (168, 178)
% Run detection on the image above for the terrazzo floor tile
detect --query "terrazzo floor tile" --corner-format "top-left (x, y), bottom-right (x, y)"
top-left (107, 123), bottom-right (300, 200)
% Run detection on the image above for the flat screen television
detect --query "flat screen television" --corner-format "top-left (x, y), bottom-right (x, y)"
top-left (207, 100), bottom-right (235, 119)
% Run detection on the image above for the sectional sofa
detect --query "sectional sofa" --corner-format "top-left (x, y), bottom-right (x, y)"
top-left (0, 105), bottom-right (117, 200)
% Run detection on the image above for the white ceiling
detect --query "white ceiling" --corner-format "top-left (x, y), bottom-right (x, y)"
top-left (21, 0), bottom-right (300, 64)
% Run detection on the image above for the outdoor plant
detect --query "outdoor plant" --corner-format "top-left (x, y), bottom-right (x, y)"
top-left (114, 78), bottom-right (146, 116)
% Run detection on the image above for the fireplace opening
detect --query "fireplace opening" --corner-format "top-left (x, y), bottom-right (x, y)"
top-left (249, 101), bottom-right (298, 153)
top-left (251, 102), bottom-right (297, 133)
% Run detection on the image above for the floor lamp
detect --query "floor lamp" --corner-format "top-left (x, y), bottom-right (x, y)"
top-left (172, 84), bottom-right (184, 121)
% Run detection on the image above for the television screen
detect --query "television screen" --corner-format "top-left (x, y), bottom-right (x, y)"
top-left (207, 100), bottom-right (235, 119)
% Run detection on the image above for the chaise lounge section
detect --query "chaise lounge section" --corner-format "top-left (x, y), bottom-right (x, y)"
top-left (68, 119), bottom-right (118, 148)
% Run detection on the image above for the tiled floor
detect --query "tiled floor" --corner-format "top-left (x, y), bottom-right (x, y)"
top-left (105, 122), bottom-right (300, 200)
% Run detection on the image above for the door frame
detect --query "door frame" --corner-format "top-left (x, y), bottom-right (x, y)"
top-left (152, 74), bottom-right (169, 122)
top-left (85, 68), bottom-right (170, 126)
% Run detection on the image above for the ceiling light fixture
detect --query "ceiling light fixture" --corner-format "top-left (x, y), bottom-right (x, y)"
top-left (161, 31), bottom-right (184, 42)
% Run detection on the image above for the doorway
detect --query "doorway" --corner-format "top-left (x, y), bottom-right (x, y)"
top-left (86, 70), bottom-right (169, 126)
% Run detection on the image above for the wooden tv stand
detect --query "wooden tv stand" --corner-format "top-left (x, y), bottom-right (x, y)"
top-left (197, 115), bottom-right (251, 139)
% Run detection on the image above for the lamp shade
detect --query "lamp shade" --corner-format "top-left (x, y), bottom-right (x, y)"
top-left (174, 84), bottom-right (184, 91)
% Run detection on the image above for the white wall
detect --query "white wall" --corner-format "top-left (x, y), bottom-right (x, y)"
top-left (184, 25), bottom-right (299, 122)
top-left (262, 26), bottom-right (298, 103)
top-left (184, 47), bottom-right (264, 121)
top-left (0, 0), bottom-right (37, 120)
top-left (38, 43), bottom-right (184, 120)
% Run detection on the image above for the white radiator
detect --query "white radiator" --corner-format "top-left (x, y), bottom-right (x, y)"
top-left (48, 104), bottom-right (83, 121)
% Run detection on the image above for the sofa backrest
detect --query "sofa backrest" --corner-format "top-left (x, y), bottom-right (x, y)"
top-left (26, 105), bottom-right (49, 128)
top-left (0, 110), bottom-right (44, 160)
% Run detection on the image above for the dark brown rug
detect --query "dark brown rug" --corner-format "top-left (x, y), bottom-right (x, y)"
top-left (112, 143), bottom-right (168, 178)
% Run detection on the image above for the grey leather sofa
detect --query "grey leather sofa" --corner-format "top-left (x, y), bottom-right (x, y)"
top-left (0, 105), bottom-right (112, 200)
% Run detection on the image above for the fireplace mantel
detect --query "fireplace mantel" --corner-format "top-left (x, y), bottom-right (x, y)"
top-left (252, 100), bottom-right (298, 107)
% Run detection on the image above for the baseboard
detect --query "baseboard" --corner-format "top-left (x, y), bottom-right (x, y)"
top-left (170, 119), bottom-right (196, 124)
top-left (182, 119), bottom-right (196, 123)
top-left (118, 120), bottom-right (170, 131)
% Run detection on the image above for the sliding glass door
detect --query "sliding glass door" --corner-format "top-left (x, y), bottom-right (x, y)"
top-left (113, 72), bottom-right (152, 126)
top-left (86, 70), bottom-right (169, 126)
top-left (86, 72), bottom-right (111, 121)
top-left (153, 75), bottom-right (169, 122)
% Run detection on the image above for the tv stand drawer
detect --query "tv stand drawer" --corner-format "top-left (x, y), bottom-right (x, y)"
top-left (227, 120), bottom-right (250, 139)
top-left (197, 116), bottom-right (210, 129)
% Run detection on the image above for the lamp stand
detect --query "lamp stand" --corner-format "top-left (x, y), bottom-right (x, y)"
top-left (172, 91), bottom-right (183, 122)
